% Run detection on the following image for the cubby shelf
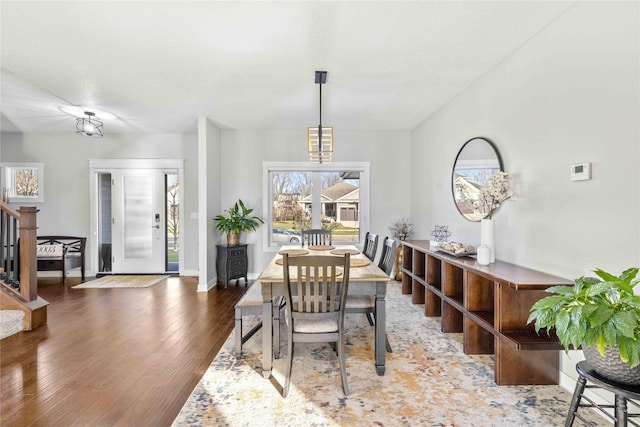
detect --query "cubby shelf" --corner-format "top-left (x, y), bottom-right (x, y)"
top-left (400, 239), bottom-right (572, 386)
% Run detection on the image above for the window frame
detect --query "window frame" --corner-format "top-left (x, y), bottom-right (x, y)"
top-left (262, 162), bottom-right (370, 251)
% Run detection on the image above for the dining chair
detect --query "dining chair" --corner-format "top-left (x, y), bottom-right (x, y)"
top-left (346, 236), bottom-right (398, 353)
top-left (300, 228), bottom-right (332, 246)
top-left (362, 232), bottom-right (379, 262)
top-left (282, 253), bottom-right (351, 397)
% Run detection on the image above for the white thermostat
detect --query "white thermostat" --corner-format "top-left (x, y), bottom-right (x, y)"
top-left (570, 163), bottom-right (591, 181)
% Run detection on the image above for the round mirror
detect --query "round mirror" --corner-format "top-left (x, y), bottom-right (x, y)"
top-left (452, 137), bottom-right (503, 221)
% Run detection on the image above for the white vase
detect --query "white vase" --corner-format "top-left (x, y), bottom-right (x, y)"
top-left (480, 218), bottom-right (495, 263)
top-left (477, 244), bottom-right (491, 265)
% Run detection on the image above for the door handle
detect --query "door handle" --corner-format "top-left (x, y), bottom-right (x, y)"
top-left (152, 225), bottom-right (160, 229)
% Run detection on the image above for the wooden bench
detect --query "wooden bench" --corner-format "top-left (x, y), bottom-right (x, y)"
top-left (36, 236), bottom-right (86, 283)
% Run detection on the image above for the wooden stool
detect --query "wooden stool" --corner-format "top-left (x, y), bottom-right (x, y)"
top-left (566, 361), bottom-right (640, 426)
top-left (234, 282), bottom-right (282, 358)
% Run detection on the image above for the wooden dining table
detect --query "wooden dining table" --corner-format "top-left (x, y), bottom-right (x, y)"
top-left (257, 244), bottom-right (392, 378)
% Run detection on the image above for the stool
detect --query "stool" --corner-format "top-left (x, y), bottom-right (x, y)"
top-left (234, 282), bottom-right (282, 358)
top-left (566, 361), bottom-right (640, 426)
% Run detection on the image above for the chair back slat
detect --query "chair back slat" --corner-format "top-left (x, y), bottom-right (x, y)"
top-left (362, 232), bottom-right (379, 262)
top-left (378, 237), bottom-right (398, 276)
top-left (301, 229), bottom-right (332, 246)
top-left (283, 254), bottom-right (350, 315)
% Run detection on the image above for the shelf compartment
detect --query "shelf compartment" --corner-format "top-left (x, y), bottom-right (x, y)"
top-left (464, 315), bottom-right (494, 354)
top-left (402, 271), bottom-right (412, 295)
top-left (442, 262), bottom-right (463, 298)
top-left (413, 250), bottom-right (426, 280)
top-left (501, 331), bottom-right (566, 351)
top-left (464, 272), bottom-right (495, 314)
top-left (441, 300), bottom-right (463, 333)
top-left (425, 287), bottom-right (441, 317)
top-left (412, 277), bottom-right (425, 305)
top-left (426, 255), bottom-right (441, 290)
top-left (402, 245), bottom-right (413, 270)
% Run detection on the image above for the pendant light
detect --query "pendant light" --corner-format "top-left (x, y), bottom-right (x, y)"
top-left (308, 71), bottom-right (333, 164)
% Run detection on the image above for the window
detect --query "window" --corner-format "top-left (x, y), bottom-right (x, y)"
top-left (263, 162), bottom-right (370, 249)
top-left (1, 163), bottom-right (45, 203)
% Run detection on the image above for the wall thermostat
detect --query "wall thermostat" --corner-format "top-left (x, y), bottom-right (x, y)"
top-left (570, 162), bottom-right (591, 181)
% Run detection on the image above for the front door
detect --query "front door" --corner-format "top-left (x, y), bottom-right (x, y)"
top-left (111, 169), bottom-right (165, 274)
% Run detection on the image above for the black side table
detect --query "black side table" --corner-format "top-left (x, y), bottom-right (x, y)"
top-left (566, 360), bottom-right (640, 426)
top-left (216, 244), bottom-right (248, 287)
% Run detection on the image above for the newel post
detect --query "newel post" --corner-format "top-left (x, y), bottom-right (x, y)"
top-left (18, 206), bottom-right (38, 301)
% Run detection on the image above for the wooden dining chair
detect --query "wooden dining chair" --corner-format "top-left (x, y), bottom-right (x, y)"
top-left (362, 232), bottom-right (379, 262)
top-left (377, 237), bottom-right (399, 276)
top-left (346, 236), bottom-right (398, 353)
top-left (282, 253), bottom-right (351, 397)
top-left (300, 228), bottom-right (332, 246)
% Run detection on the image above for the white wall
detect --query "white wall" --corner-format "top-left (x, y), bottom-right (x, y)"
top-left (197, 117), bottom-right (222, 290)
top-left (0, 131), bottom-right (200, 276)
top-left (410, 0), bottom-right (639, 390)
top-left (220, 129), bottom-right (411, 275)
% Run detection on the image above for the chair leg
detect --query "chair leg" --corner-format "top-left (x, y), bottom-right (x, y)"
top-left (234, 307), bottom-right (243, 357)
top-left (284, 330), bottom-right (293, 397)
top-left (273, 301), bottom-right (281, 359)
top-left (338, 336), bottom-right (349, 396)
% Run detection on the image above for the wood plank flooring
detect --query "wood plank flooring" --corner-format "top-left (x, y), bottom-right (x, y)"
top-left (0, 276), bottom-right (249, 426)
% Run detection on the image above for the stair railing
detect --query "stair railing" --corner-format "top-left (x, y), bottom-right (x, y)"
top-left (1, 201), bottom-right (38, 301)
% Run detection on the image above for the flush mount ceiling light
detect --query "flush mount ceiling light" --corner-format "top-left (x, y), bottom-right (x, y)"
top-left (308, 70), bottom-right (333, 164)
top-left (76, 111), bottom-right (103, 138)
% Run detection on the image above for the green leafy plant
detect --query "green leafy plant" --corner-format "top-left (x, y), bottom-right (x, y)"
top-left (214, 199), bottom-right (264, 234)
top-left (528, 267), bottom-right (640, 367)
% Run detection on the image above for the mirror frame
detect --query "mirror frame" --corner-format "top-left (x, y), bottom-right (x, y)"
top-left (451, 137), bottom-right (503, 222)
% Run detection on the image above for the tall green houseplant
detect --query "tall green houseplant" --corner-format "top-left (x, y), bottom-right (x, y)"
top-left (214, 199), bottom-right (264, 246)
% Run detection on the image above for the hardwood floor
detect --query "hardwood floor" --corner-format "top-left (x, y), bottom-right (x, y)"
top-left (1, 276), bottom-right (249, 426)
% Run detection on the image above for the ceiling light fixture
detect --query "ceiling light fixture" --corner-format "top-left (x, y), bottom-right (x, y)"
top-left (308, 70), bottom-right (333, 164)
top-left (76, 111), bottom-right (104, 138)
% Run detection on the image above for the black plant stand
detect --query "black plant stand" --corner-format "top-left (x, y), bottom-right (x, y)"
top-left (566, 361), bottom-right (640, 426)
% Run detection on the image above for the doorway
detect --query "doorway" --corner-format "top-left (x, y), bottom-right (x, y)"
top-left (90, 159), bottom-right (184, 276)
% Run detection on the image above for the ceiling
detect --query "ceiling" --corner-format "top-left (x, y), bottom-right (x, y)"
top-left (0, 1), bottom-right (576, 135)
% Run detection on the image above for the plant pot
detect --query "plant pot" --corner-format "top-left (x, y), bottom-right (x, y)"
top-left (582, 344), bottom-right (640, 385)
top-left (227, 232), bottom-right (240, 247)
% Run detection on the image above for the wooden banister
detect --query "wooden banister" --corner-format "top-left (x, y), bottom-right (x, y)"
top-left (1, 202), bottom-right (39, 301)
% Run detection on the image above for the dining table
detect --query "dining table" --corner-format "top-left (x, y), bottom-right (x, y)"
top-left (257, 244), bottom-right (392, 379)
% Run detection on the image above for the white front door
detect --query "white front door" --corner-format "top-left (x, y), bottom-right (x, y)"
top-left (111, 169), bottom-right (165, 274)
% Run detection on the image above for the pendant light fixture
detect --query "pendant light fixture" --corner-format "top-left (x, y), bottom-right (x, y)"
top-left (76, 111), bottom-right (104, 138)
top-left (308, 71), bottom-right (333, 164)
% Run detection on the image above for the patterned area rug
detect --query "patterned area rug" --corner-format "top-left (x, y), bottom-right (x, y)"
top-left (72, 275), bottom-right (167, 289)
top-left (173, 281), bottom-right (606, 426)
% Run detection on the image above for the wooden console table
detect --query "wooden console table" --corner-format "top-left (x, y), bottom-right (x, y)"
top-left (401, 240), bottom-right (572, 385)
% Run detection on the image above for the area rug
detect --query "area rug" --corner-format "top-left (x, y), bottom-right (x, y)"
top-left (72, 275), bottom-right (167, 289)
top-left (173, 281), bottom-right (607, 427)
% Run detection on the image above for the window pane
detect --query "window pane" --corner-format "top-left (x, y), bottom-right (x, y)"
top-left (271, 171), bottom-right (310, 246)
top-left (321, 171), bottom-right (361, 243)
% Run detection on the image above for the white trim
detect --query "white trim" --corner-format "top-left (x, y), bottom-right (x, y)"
top-left (262, 162), bottom-right (370, 251)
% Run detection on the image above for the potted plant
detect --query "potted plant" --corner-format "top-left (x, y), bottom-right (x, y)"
top-left (528, 267), bottom-right (640, 384)
top-left (214, 199), bottom-right (264, 246)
